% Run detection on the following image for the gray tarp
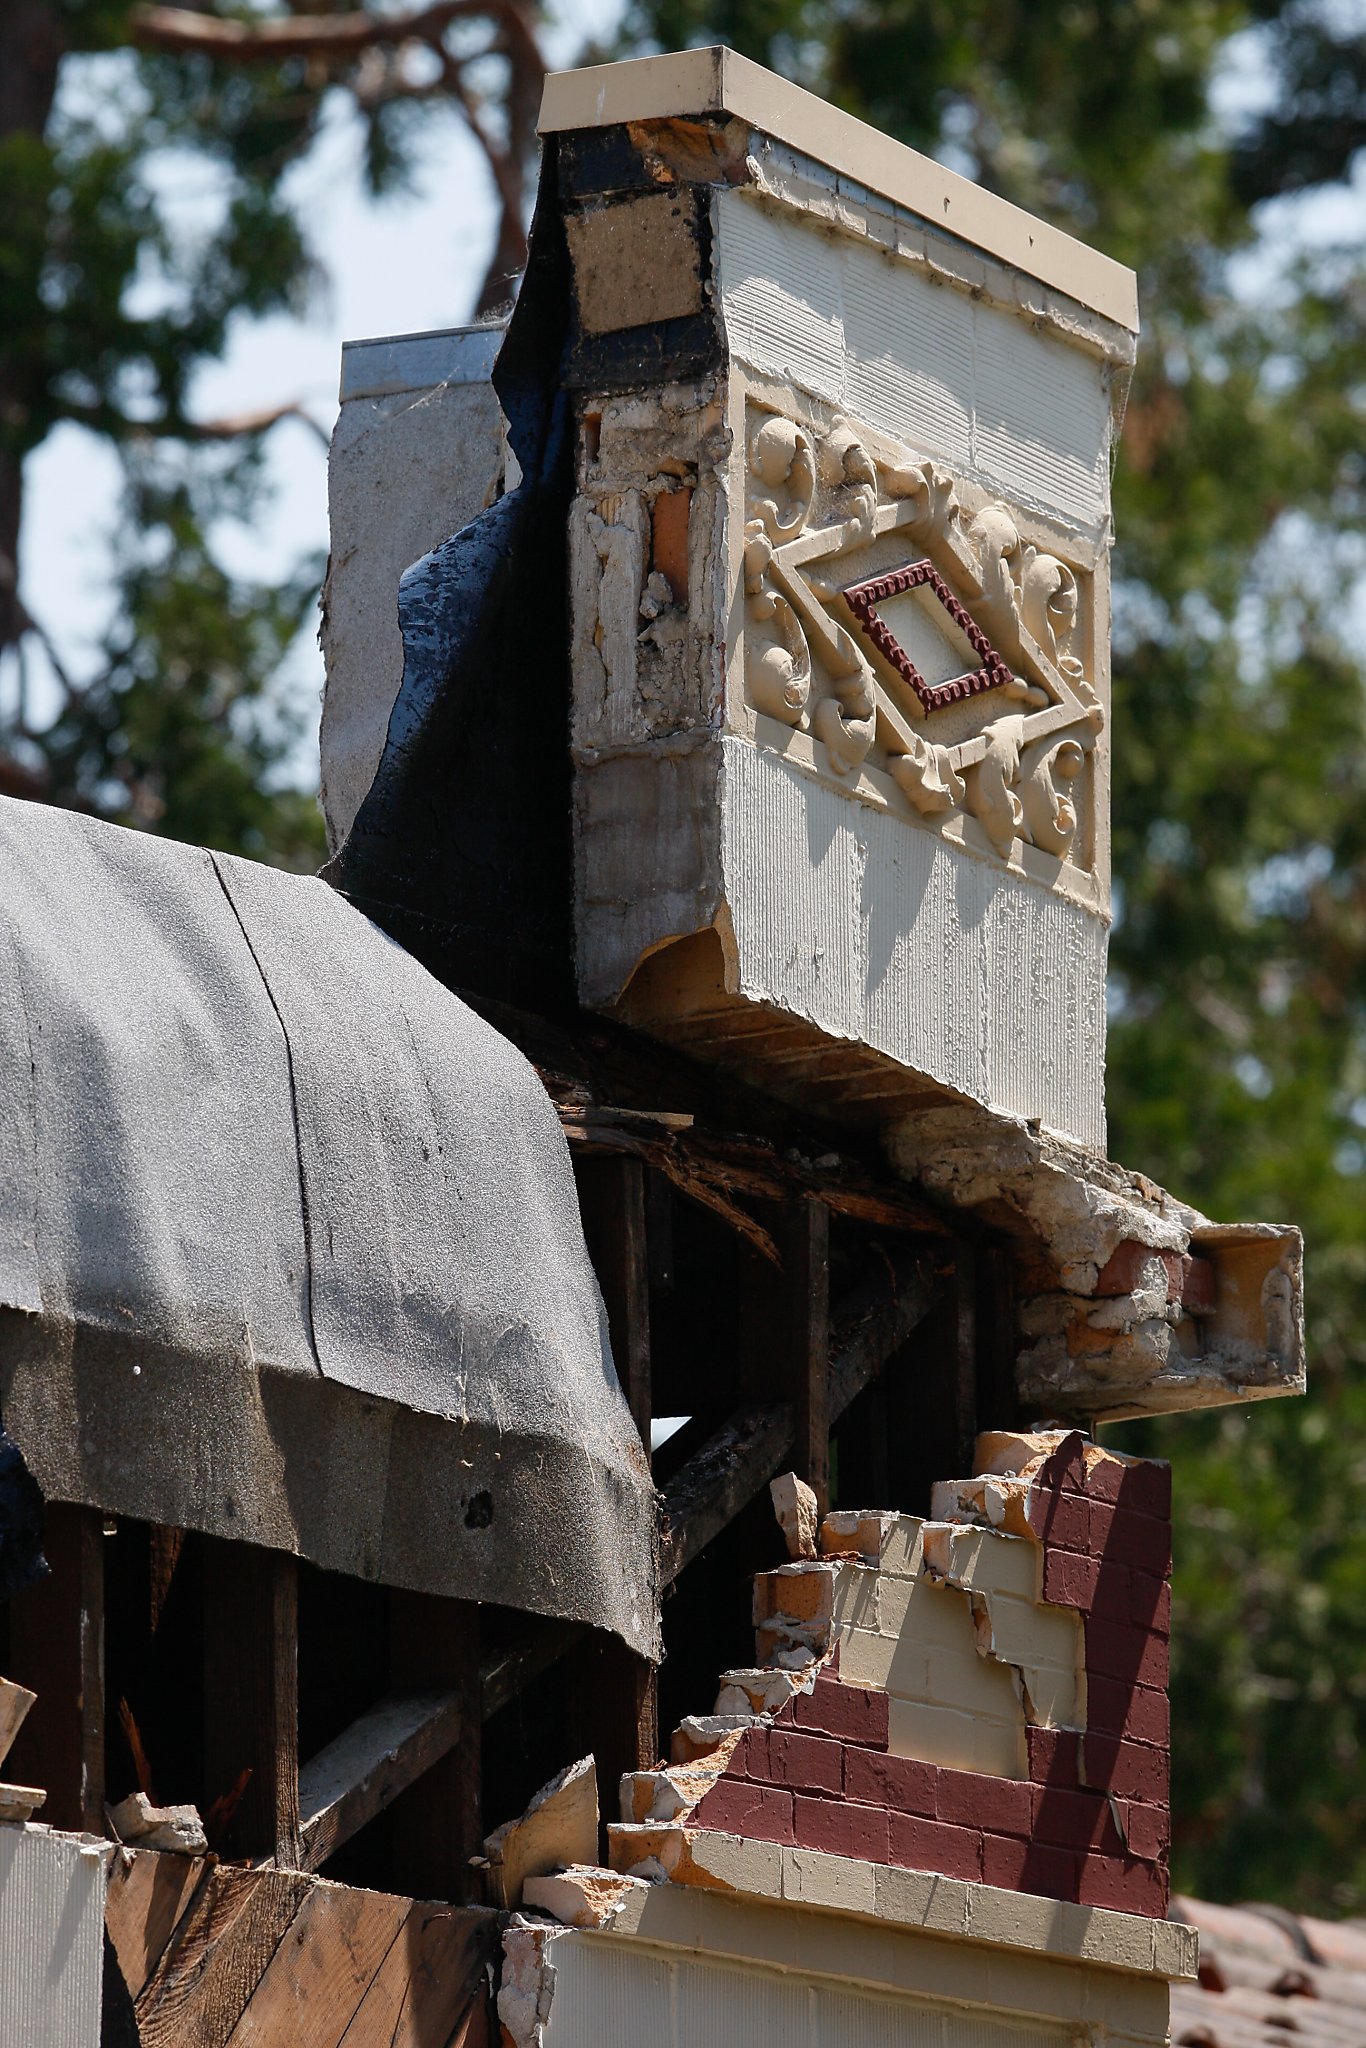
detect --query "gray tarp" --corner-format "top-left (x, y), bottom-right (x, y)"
top-left (0, 797), bottom-right (659, 1658)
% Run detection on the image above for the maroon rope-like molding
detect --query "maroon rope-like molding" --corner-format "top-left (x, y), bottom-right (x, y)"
top-left (842, 559), bottom-right (1014, 712)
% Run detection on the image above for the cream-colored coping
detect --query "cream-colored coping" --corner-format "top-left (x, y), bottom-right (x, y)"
top-left (539, 48), bottom-right (1138, 334)
top-left (657, 1831), bottom-right (1197, 1982)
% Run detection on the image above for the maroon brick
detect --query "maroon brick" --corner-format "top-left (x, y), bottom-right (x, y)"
top-left (791, 1676), bottom-right (889, 1749)
top-left (1043, 1550), bottom-right (1099, 1609)
top-left (1034, 1432), bottom-right (1090, 1493)
top-left (1027, 1727), bottom-right (1082, 1787)
top-left (759, 1728), bottom-right (845, 1796)
top-left (1085, 1499), bottom-right (1118, 1558)
top-left (1131, 1572), bottom-right (1172, 1634)
top-left (692, 1776), bottom-right (795, 1843)
top-left (1106, 1508), bottom-right (1172, 1578)
top-left (982, 1833), bottom-right (1079, 1902)
top-left (1029, 1488), bottom-right (1091, 1551)
top-left (1121, 1800), bottom-right (1171, 1861)
top-left (1087, 1676), bottom-right (1171, 1748)
top-left (1181, 1253), bottom-right (1217, 1315)
top-left (1085, 1618), bottom-right (1169, 1689)
top-left (1076, 1853), bottom-right (1167, 1917)
top-left (844, 1747), bottom-right (937, 1816)
top-left (1082, 1734), bottom-right (1168, 1804)
top-left (1124, 1685), bottom-right (1171, 1749)
top-left (795, 1792), bottom-right (889, 1862)
top-left (1089, 1561), bottom-right (1135, 1623)
top-left (1112, 1460), bottom-right (1173, 1521)
top-left (1032, 1784), bottom-right (1123, 1853)
top-left (888, 1812), bottom-right (982, 1882)
top-left (935, 1769), bottom-right (1032, 1836)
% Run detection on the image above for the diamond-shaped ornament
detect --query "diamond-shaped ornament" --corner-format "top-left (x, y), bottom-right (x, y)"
top-left (842, 561), bottom-right (1014, 713)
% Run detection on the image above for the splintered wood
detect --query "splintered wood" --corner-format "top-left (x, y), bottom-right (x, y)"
top-left (104, 1847), bottom-right (499, 2047)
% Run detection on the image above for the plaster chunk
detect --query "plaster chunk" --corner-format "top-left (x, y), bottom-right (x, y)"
top-left (483, 1755), bottom-right (599, 1909)
top-left (523, 1864), bottom-right (649, 1928)
top-left (770, 1470), bottom-right (818, 1559)
top-left (107, 1794), bottom-right (207, 1857)
top-left (499, 1916), bottom-right (563, 2048)
top-left (0, 1678), bottom-right (36, 1770)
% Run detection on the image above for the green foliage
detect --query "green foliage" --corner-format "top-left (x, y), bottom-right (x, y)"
top-left (621, 0), bottom-right (1366, 1907)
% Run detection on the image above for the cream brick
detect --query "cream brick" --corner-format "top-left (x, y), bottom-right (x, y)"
top-left (936, 1525), bottom-right (1042, 1602)
top-left (832, 1565), bottom-right (880, 1632)
top-left (888, 1698), bottom-right (1027, 1778)
top-left (782, 1844), bottom-right (878, 1916)
top-left (683, 1829), bottom-right (784, 1898)
top-left (820, 1509), bottom-right (892, 1559)
top-left (877, 1516), bottom-right (925, 1579)
top-left (835, 1624), bottom-right (898, 1689)
top-left (1020, 1663), bottom-right (1084, 1732)
top-left (923, 1644), bottom-right (1024, 1725)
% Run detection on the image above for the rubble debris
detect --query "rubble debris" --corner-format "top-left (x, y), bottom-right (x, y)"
top-left (770, 1471), bottom-right (818, 1558)
top-left (498, 1915), bottom-right (563, 2048)
top-left (107, 1792), bottom-right (208, 1857)
top-left (482, 1754), bottom-right (599, 1909)
top-left (0, 1783), bottom-right (45, 1823)
top-left (523, 1863), bottom-right (649, 1928)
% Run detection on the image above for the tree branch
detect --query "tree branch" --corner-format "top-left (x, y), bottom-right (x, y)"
top-left (132, 0), bottom-right (544, 76)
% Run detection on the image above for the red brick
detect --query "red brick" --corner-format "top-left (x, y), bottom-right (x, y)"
top-left (982, 1833), bottom-right (1079, 1901)
top-left (1112, 1460), bottom-right (1172, 1520)
top-left (791, 1676), bottom-right (889, 1749)
top-left (794, 1792), bottom-right (889, 1862)
top-left (935, 1769), bottom-right (1032, 1835)
top-left (692, 1776), bottom-right (794, 1842)
top-left (844, 1747), bottom-right (937, 1816)
top-left (1082, 1734), bottom-right (1168, 1804)
top-left (1087, 1676), bottom-right (1171, 1747)
top-left (1085, 1618), bottom-right (1169, 1689)
top-left (1120, 1801), bottom-right (1170, 1862)
top-left (1027, 1727), bottom-right (1082, 1787)
top-left (888, 1812), bottom-right (982, 1882)
top-left (1043, 1550), bottom-right (1099, 1609)
top-left (1095, 1241), bottom-right (1182, 1299)
top-left (758, 1729), bottom-right (845, 1796)
top-left (1089, 1561), bottom-right (1135, 1622)
top-left (1029, 1488), bottom-right (1091, 1550)
top-left (1085, 1500), bottom-right (1118, 1558)
top-left (1181, 1253), bottom-right (1217, 1315)
top-left (1131, 1572), bottom-right (1172, 1634)
top-left (1032, 1785), bottom-right (1123, 1853)
top-left (1076, 1853), bottom-right (1167, 1917)
top-left (1035, 1433), bottom-right (1090, 1493)
top-left (1106, 1508), bottom-right (1172, 1577)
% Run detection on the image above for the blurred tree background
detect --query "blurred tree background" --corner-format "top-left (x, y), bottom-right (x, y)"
top-left (3, 0), bottom-right (1365, 1909)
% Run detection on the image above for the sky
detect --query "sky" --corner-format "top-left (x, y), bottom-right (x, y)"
top-left (19, 0), bottom-right (621, 780)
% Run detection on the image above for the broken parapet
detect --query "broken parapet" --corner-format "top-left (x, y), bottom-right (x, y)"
top-left (888, 1104), bottom-right (1304, 1419)
top-left (319, 324), bottom-right (507, 853)
top-left (606, 1433), bottom-right (1171, 1919)
top-left (541, 47), bottom-right (1136, 1150)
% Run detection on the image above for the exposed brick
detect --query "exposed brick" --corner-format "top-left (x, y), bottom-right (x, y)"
top-left (1095, 1240), bottom-right (1180, 1299)
top-left (1043, 1550), bottom-right (1099, 1609)
top-left (1113, 1460), bottom-right (1172, 1521)
top-left (1181, 1253), bottom-right (1217, 1315)
top-left (844, 1747), bottom-right (937, 1816)
top-left (692, 1776), bottom-right (794, 1843)
top-left (1033, 1784), bottom-right (1124, 1853)
top-left (1131, 1572), bottom-right (1172, 1635)
top-left (1076, 1853), bottom-right (1167, 1917)
top-left (888, 1812), bottom-right (982, 1883)
top-left (1106, 1508), bottom-right (1172, 1578)
top-left (1088, 1561), bottom-right (1135, 1622)
top-left (1028, 1488), bottom-right (1091, 1551)
top-left (791, 1676), bottom-right (889, 1749)
top-left (935, 1769), bottom-right (1032, 1836)
top-left (1082, 1734), bottom-right (1169, 1805)
top-left (1085, 1500), bottom-right (1117, 1558)
top-left (1085, 1618), bottom-right (1169, 1690)
top-left (1034, 1433), bottom-right (1089, 1493)
top-left (754, 1728), bottom-right (845, 1796)
top-left (794, 1792), bottom-right (889, 1862)
top-left (1121, 1800), bottom-right (1171, 1861)
top-left (1027, 1727), bottom-right (1082, 1788)
top-left (1087, 1676), bottom-right (1171, 1749)
top-left (981, 1833), bottom-right (1079, 1902)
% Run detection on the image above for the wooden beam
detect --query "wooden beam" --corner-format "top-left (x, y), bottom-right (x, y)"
top-left (297, 1687), bottom-right (464, 1875)
top-left (203, 1541), bottom-right (299, 1866)
top-left (5, 1501), bottom-right (104, 1833)
top-left (576, 1153), bottom-right (652, 1452)
top-left (664, 1250), bottom-right (940, 1583)
top-left (793, 1198), bottom-right (830, 1514)
top-left (389, 1590), bottom-right (482, 1902)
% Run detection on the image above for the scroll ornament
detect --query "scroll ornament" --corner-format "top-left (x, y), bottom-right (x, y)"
top-left (742, 408), bottom-right (1104, 872)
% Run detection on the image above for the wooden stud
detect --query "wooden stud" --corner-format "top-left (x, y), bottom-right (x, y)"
top-left (389, 1591), bottom-right (482, 1902)
top-left (576, 1153), bottom-right (652, 1453)
top-left (5, 1500), bottom-right (105, 1833)
top-left (975, 1241), bottom-right (1019, 1432)
top-left (740, 1197), bottom-right (830, 1513)
top-left (297, 1684), bottom-right (464, 1875)
top-left (202, 1540), bottom-right (299, 1866)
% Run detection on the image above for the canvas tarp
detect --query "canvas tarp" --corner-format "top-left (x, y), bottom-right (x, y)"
top-left (0, 796), bottom-right (659, 1659)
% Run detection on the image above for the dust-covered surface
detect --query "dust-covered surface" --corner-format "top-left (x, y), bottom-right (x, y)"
top-left (0, 796), bottom-right (658, 1658)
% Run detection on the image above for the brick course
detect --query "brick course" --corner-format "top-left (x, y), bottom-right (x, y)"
top-left (718, 1433), bottom-right (1172, 1918)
